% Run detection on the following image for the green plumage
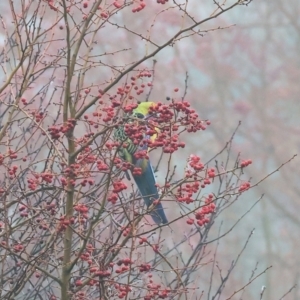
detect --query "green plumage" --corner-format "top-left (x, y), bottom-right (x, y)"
top-left (113, 125), bottom-right (137, 164)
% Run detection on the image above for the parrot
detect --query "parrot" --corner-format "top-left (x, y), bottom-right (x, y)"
top-left (113, 102), bottom-right (168, 225)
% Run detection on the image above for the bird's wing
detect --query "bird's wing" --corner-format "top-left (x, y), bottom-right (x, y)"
top-left (133, 159), bottom-right (168, 224)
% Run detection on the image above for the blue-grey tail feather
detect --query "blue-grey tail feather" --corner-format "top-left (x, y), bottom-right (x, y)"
top-left (133, 160), bottom-right (168, 224)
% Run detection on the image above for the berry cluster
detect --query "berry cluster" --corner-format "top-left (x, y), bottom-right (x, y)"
top-left (238, 182), bottom-right (251, 192)
top-left (45, 202), bottom-right (56, 216)
top-left (207, 168), bottom-right (215, 178)
top-left (112, 180), bottom-right (128, 193)
top-left (156, 0), bottom-right (169, 4)
top-left (108, 193), bottom-right (118, 204)
top-left (102, 106), bottom-right (115, 122)
top-left (62, 164), bottom-right (79, 181)
top-left (144, 281), bottom-right (171, 299)
top-left (105, 141), bottom-right (121, 151)
top-left (139, 237), bottom-right (148, 244)
top-left (122, 226), bottom-right (132, 237)
top-left (32, 111), bottom-right (44, 123)
top-left (74, 203), bottom-right (89, 215)
top-left (27, 178), bottom-right (40, 191)
top-left (147, 131), bottom-right (185, 154)
top-left (188, 156), bottom-right (215, 184)
top-left (149, 103), bottom-right (174, 123)
top-left (240, 159), bottom-right (252, 168)
top-left (139, 263), bottom-right (151, 272)
top-left (132, 1), bottom-right (146, 12)
top-left (21, 97), bottom-right (28, 105)
top-left (117, 73), bottom-right (152, 100)
top-left (113, 284), bottom-right (132, 299)
top-left (57, 215), bottom-right (75, 232)
top-left (148, 101), bottom-right (210, 134)
top-left (19, 204), bottom-right (29, 218)
top-left (61, 162), bottom-right (93, 188)
top-left (100, 11), bottom-right (109, 18)
top-left (113, 1), bottom-right (122, 8)
top-left (36, 217), bottom-right (49, 230)
top-left (8, 149), bottom-right (18, 159)
top-left (47, 119), bottom-right (77, 140)
top-left (176, 181), bottom-right (200, 204)
top-left (27, 172), bottom-right (54, 191)
top-left (188, 155), bottom-right (204, 171)
top-left (80, 178), bottom-right (95, 187)
top-left (73, 290), bottom-right (87, 300)
top-left (8, 165), bottom-right (18, 178)
top-left (117, 257), bottom-right (133, 266)
top-left (123, 103), bottom-right (138, 113)
top-left (48, 125), bottom-right (61, 140)
top-left (81, 262), bottom-right (112, 281)
top-left (115, 258), bottom-right (133, 274)
top-left (79, 252), bottom-right (92, 264)
top-left (40, 172), bottom-right (54, 183)
top-left (192, 194), bottom-right (216, 226)
top-left (96, 160), bottom-right (109, 171)
top-left (123, 123), bottom-right (147, 142)
top-left (175, 156), bottom-right (217, 204)
top-left (74, 204), bottom-right (89, 225)
top-left (77, 146), bottom-right (97, 165)
top-left (133, 150), bottom-right (149, 160)
top-left (13, 244), bottom-right (24, 253)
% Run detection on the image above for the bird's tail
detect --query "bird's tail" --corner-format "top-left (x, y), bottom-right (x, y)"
top-left (133, 160), bottom-right (168, 224)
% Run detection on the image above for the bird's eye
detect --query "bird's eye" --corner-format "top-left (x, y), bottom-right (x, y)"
top-left (134, 113), bottom-right (144, 119)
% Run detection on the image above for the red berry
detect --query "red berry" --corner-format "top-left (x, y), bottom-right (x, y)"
top-left (113, 1), bottom-right (122, 8)
top-left (75, 279), bottom-right (83, 286)
top-left (186, 219), bottom-right (194, 225)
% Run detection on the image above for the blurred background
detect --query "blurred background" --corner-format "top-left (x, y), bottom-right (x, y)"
top-left (150, 0), bottom-right (300, 298)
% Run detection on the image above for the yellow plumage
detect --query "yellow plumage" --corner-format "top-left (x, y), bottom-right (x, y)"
top-left (133, 101), bottom-right (155, 116)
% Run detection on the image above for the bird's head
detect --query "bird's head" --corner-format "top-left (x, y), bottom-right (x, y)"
top-left (133, 102), bottom-right (156, 117)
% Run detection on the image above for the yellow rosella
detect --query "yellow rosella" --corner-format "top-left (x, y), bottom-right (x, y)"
top-left (114, 102), bottom-right (168, 224)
